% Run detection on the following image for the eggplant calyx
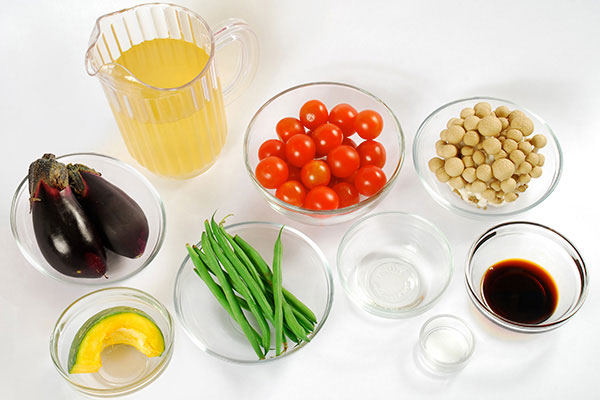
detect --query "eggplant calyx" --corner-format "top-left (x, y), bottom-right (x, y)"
top-left (67, 163), bottom-right (101, 196)
top-left (28, 154), bottom-right (69, 208)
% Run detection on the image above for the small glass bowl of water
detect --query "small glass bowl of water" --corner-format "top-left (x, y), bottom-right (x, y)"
top-left (418, 314), bottom-right (475, 374)
top-left (337, 212), bottom-right (453, 318)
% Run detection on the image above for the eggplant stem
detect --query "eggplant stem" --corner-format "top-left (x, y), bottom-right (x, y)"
top-left (66, 163), bottom-right (100, 195)
top-left (28, 153), bottom-right (69, 210)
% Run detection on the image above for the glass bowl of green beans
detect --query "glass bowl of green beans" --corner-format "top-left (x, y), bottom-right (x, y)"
top-left (173, 221), bottom-right (334, 363)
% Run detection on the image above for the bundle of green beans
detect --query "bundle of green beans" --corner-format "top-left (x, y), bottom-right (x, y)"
top-left (185, 216), bottom-right (317, 359)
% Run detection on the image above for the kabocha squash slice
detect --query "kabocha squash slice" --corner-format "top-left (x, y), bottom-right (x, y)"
top-left (68, 307), bottom-right (165, 374)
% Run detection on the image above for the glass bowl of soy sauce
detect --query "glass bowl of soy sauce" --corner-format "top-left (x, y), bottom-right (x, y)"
top-left (465, 221), bottom-right (588, 333)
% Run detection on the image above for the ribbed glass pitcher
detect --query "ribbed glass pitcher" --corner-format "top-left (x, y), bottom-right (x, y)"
top-left (85, 3), bottom-right (258, 179)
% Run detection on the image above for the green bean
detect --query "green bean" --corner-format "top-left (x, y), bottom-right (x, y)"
top-left (188, 251), bottom-right (262, 345)
top-left (211, 218), bottom-right (273, 320)
top-left (193, 243), bottom-right (221, 276)
top-left (205, 221), bottom-right (271, 351)
top-left (214, 280), bottom-right (298, 345)
top-left (233, 234), bottom-right (272, 279)
top-left (198, 234), bottom-right (264, 359)
top-left (194, 245), bottom-right (247, 304)
top-left (263, 284), bottom-right (314, 336)
top-left (222, 229), bottom-right (265, 292)
top-left (292, 306), bottom-right (316, 332)
top-left (273, 226), bottom-right (285, 355)
top-left (283, 301), bottom-right (310, 342)
top-left (284, 324), bottom-right (300, 344)
top-left (187, 244), bottom-right (231, 312)
top-left (193, 250), bottom-right (251, 307)
top-left (264, 284), bottom-right (315, 334)
top-left (281, 288), bottom-right (317, 325)
top-left (196, 260), bottom-right (308, 344)
top-left (234, 234), bottom-right (317, 324)
top-left (190, 257), bottom-right (250, 310)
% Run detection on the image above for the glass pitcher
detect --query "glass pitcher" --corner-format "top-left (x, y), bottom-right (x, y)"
top-left (85, 3), bottom-right (258, 179)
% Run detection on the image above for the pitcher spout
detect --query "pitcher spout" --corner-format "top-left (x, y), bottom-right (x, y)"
top-left (85, 3), bottom-right (216, 90)
top-left (84, 8), bottom-right (137, 84)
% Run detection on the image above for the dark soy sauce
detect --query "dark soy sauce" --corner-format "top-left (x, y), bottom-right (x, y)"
top-left (482, 259), bottom-right (558, 324)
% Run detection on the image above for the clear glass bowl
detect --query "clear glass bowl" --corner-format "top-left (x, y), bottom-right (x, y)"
top-left (10, 152), bottom-right (166, 285)
top-left (418, 314), bottom-right (475, 374)
top-left (337, 212), bottom-right (453, 318)
top-left (50, 287), bottom-right (174, 397)
top-left (465, 221), bottom-right (589, 333)
top-left (244, 81), bottom-right (405, 225)
top-left (173, 221), bottom-right (334, 363)
top-left (413, 97), bottom-right (562, 218)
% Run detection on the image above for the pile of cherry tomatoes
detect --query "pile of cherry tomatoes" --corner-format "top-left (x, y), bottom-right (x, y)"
top-left (255, 100), bottom-right (388, 211)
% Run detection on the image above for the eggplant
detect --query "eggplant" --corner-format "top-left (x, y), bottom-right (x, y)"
top-left (28, 154), bottom-right (107, 278)
top-left (67, 164), bottom-right (149, 258)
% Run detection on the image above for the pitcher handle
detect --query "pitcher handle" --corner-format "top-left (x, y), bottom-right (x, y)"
top-left (213, 18), bottom-right (259, 105)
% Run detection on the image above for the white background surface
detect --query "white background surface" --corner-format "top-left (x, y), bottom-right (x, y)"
top-left (1, 0), bottom-right (599, 398)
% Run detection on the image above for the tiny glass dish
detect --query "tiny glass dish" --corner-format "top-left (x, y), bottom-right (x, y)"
top-left (418, 314), bottom-right (475, 374)
top-left (174, 221), bottom-right (334, 363)
top-left (244, 81), bottom-right (405, 225)
top-left (10, 152), bottom-right (166, 285)
top-left (49, 287), bottom-right (174, 397)
top-left (413, 97), bottom-right (562, 218)
top-left (337, 212), bottom-right (452, 318)
top-left (465, 221), bottom-right (588, 333)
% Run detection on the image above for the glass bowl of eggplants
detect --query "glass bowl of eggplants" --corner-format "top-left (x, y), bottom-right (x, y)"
top-left (10, 152), bottom-right (166, 285)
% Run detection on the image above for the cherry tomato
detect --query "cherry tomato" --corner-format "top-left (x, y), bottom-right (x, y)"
top-left (343, 170), bottom-right (358, 184)
top-left (285, 134), bottom-right (316, 168)
top-left (300, 160), bottom-right (331, 189)
top-left (299, 100), bottom-right (328, 130)
top-left (329, 103), bottom-right (357, 136)
top-left (328, 176), bottom-right (342, 187)
top-left (304, 186), bottom-right (339, 210)
top-left (354, 166), bottom-right (387, 196)
top-left (332, 182), bottom-right (360, 208)
top-left (276, 180), bottom-right (307, 207)
top-left (276, 117), bottom-right (305, 143)
top-left (327, 145), bottom-right (360, 178)
top-left (354, 110), bottom-right (383, 140)
top-left (255, 156), bottom-right (289, 189)
top-left (258, 139), bottom-right (286, 160)
top-left (330, 170), bottom-right (358, 186)
top-left (357, 140), bottom-right (387, 168)
top-left (342, 136), bottom-right (357, 148)
top-left (288, 165), bottom-right (301, 181)
top-left (312, 123), bottom-right (343, 156)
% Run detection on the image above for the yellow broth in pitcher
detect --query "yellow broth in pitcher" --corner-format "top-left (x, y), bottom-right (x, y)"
top-left (106, 38), bottom-right (227, 178)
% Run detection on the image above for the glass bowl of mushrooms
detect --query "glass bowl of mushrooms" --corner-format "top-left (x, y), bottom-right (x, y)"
top-left (413, 97), bottom-right (562, 218)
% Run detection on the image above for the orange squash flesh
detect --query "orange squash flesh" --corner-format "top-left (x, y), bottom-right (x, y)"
top-left (68, 307), bottom-right (165, 374)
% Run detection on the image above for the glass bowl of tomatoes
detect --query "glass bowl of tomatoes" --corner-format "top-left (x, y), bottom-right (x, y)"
top-left (244, 82), bottom-right (405, 225)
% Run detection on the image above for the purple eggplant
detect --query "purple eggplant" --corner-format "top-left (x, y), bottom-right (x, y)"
top-left (67, 164), bottom-right (149, 259)
top-left (28, 154), bottom-right (107, 278)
